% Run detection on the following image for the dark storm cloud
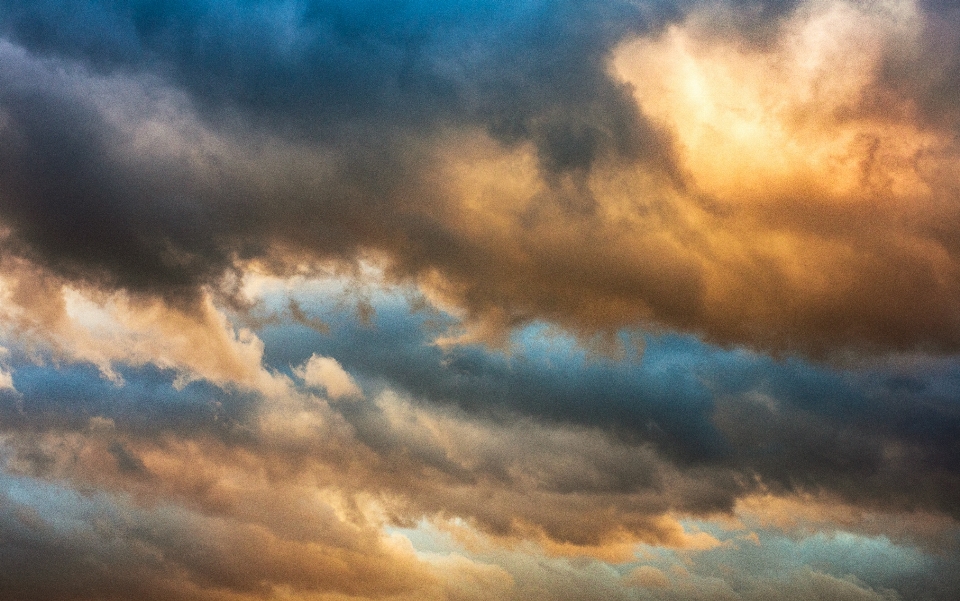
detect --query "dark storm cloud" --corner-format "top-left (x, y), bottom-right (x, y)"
top-left (1, 0), bottom-right (957, 355)
top-left (0, 59), bottom-right (228, 301)
top-left (0, 0), bottom-right (675, 135)
top-left (0, 0), bottom-right (677, 293)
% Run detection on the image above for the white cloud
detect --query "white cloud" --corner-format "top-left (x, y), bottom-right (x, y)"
top-left (0, 346), bottom-right (14, 391)
top-left (296, 354), bottom-right (362, 400)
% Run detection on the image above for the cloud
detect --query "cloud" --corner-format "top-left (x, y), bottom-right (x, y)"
top-left (624, 565), bottom-right (670, 588)
top-left (0, 346), bottom-right (15, 391)
top-left (608, 0), bottom-right (960, 355)
top-left (0, 1), bottom-right (958, 599)
top-left (2, 1), bottom-right (958, 355)
top-left (295, 354), bottom-right (361, 399)
top-left (0, 471), bottom-right (474, 601)
top-left (1, 269), bottom-right (957, 546)
top-left (0, 294), bottom-right (956, 599)
top-left (247, 286), bottom-right (960, 525)
top-left (0, 0), bottom-right (673, 311)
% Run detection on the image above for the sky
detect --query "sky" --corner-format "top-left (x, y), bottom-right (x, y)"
top-left (0, 0), bottom-right (958, 599)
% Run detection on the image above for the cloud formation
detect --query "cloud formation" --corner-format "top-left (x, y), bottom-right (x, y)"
top-left (0, 0), bottom-right (957, 354)
top-left (0, 1), bottom-right (959, 600)
top-left (0, 273), bottom-right (956, 599)
top-left (295, 354), bottom-right (361, 399)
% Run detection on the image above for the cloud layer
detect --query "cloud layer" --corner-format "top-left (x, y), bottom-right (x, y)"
top-left (0, 0), bottom-right (958, 354)
top-left (0, 1), bottom-right (959, 600)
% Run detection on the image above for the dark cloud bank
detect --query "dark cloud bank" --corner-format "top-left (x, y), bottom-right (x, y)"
top-left (1, 0), bottom-right (960, 353)
top-left (0, 0), bottom-right (672, 298)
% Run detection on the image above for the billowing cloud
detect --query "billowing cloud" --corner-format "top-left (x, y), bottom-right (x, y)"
top-left (0, 275), bottom-right (955, 599)
top-left (0, 0), bottom-right (956, 354)
top-left (0, 1), bottom-right (959, 600)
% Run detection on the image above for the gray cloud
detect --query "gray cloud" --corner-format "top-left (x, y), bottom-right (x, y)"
top-left (1, 1), bottom-right (956, 355)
